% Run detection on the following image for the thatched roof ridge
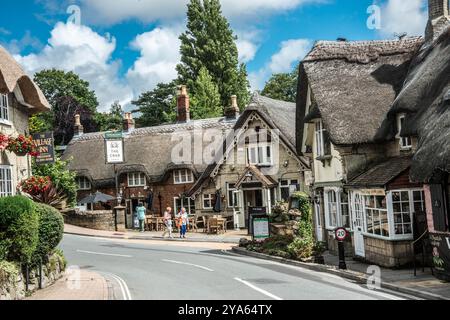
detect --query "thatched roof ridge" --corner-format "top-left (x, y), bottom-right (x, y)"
top-left (300, 37), bottom-right (423, 145)
top-left (0, 46), bottom-right (50, 112)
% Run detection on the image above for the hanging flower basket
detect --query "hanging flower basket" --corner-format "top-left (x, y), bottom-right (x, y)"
top-left (0, 133), bottom-right (8, 152)
top-left (6, 134), bottom-right (39, 157)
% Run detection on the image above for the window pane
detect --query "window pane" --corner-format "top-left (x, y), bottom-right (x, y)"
top-left (392, 192), bottom-right (400, 202)
top-left (401, 191), bottom-right (409, 202)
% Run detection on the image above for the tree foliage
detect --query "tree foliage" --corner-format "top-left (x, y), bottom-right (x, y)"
top-left (132, 81), bottom-right (177, 127)
top-left (94, 101), bottom-right (124, 132)
top-left (177, 0), bottom-right (250, 111)
top-left (190, 67), bottom-right (222, 119)
top-left (261, 66), bottom-right (299, 103)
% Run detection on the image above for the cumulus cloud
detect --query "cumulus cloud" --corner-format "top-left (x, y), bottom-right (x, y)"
top-left (249, 38), bottom-right (311, 90)
top-left (126, 26), bottom-right (182, 96)
top-left (14, 22), bottom-right (132, 111)
top-left (379, 0), bottom-right (427, 38)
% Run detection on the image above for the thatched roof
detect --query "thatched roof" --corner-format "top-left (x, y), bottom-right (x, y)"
top-left (0, 46), bottom-right (50, 112)
top-left (299, 37), bottom-right (423, 145)
top-left (390, 28), bottom-right (450, 182)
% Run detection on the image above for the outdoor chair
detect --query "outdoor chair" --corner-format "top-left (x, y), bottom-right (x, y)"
top-left (208, 218), bottom-right (219, 234)
top-left (202, 216), bottom-right (208, 233)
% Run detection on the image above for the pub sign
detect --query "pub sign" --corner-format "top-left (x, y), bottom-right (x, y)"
top-left (32, 132), bottom-right (55, 165)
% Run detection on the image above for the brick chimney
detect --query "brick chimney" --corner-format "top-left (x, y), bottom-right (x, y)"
top-left (123, 112), bottom-right (135, 132)
top-left (177, 85), bottom-right (190, 123)
top-left (73, 114), bottom-right (84, 137)
top-left (426, 0), bottom-right (450, 40)
top-left (225, 95), bottom-right (240, 119)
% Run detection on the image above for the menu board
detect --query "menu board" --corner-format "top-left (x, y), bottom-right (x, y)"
top-left (253, 217), bottom-right (270, 242)
top-left (430, 232), bottom-right (450, 281)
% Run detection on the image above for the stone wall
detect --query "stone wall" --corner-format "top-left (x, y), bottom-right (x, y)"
top-left (63, 208), bottom-right (115, 231)
top-left (364, 236), bottom-right (414, 268)
top-left (0, 253), bottom-right (65, 300)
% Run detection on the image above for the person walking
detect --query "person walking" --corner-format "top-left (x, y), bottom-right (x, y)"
top-left (136, 202), bottom-right (147, 233)
top-left (162, 207), bottom-right (174, 239)
top-left (177, 208), bottom-right (189, 239)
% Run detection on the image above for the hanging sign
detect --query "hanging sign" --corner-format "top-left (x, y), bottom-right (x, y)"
top-left (32, 132), bottom-right (55, 164)
top-left (104, 132), bottom-right (124, 164)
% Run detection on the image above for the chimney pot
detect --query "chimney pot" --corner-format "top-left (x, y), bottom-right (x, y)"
top-left (123, 112), bottom-right (135, 132)
top-left (428, 0), bottom-right (449, 20)
top-left (225, 95), bottom-right (240, 119)
top-left (177, 85), bottom-right (190, 123)
top-left (74, 114), bottom-right (84, 137)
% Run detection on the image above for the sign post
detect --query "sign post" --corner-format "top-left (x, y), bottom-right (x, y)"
top-left (32, 132), bottom-right (55, 165)
top-left (335, 227), bottom-right (348, 270)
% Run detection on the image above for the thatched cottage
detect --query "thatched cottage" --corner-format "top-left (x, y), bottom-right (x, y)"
top-left (0, 46), bottom-right (50, 197)
top-left (296, 0), bottom-right (450, 269)
top-left (63, 86), bottom-right (309, 229)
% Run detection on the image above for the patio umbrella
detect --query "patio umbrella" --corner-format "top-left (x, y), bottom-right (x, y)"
top-left (79, 191), bottom-right (115, 210)
top-left (213, 190), bottom-right (222, 213)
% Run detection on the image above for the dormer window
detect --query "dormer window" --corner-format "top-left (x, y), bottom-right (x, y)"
top-left (247, 143), bottom-right (273, 166)
top-left (174, 169), bottom-right (194, 184)
top-left (76, 176), bottom-right (91, 191)
top-left (0, 94), bottom-right (9, 122)
top-left (315, 120), bottom-right (331, 158)
top-left (396, 115), bottom-right (412, 150)
top-left (128, 172), bottom-right (146, 187)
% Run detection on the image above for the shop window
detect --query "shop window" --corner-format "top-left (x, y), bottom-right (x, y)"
top-left (76, 176), bottom-right (91, 191)
top-left (174, 169), bottom-right (194, 184)
top-left (364, 195), bottom-right (389, 237)
top-left (0, 94), bottom-right (9, 122)
top-left (0, 166), bottom-right (12, 197)
top-left (128, 172), bottom-right (146, 187)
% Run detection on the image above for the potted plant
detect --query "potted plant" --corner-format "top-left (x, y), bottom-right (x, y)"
top-left (6, 134), bottom-right (39, 157)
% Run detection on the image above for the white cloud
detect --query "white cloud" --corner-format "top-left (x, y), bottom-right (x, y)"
top-left (249, 38), bottom-right (311, 90)
top-left (379, 0), bottom-right (427, 38)
top-left (126, 26), bottom-right (182, 96)
top-left (13, 22), bottom-right (133, 111)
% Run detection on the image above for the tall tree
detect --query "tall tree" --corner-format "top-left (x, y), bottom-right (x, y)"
top-left (94, 101), bottom-right (123, 132)
top-left (132, 81), bottom-right (178, 127)
top-left (177, 0), bottom-right (250, 111)
top-left (261, 66), bottom-right (299, 103)
top-left (190, 67), bottom-right (222, 119)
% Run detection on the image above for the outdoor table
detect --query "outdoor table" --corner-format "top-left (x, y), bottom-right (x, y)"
top-left (207, 217), bottom-right (226, 234)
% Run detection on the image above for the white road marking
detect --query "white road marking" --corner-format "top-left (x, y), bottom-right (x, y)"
top-left (103, 272), bottom-right (132, 300)
top-left (76, 250), bottom-right (132, 258)
top-left (162, 259), bottom-right (214, 272)
top-left (234, 277), bottom-right (283, 301)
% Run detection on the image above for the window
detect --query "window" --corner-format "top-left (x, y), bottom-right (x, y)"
top-left (76, 177), bottom-right (91, 191)
top-left (128, 172), bottom-right (146, 187)
top-left (327, 190), bottom-right (338, 228)
top-left (0, 166), bottom-right (12, 197)
top-left (203, 193), bottom-right (214, 209)
top-left (324, 189), bottom-right (350, 229)
top-left (390, 190), bottom-right (424, 236)
top-left (364, 195), bottom-right (389, 237)
top-left (315, 120), bottom-right (331, 157)
top-left (340, 191), bottom-right (351, 229)
top-left (247, 143), bottom-right (273, 166)
top-left (227, 183), bottom-right (240, 208)
top-left (173, 169), bottom-right (194, 184)
top-left (280, 179), bottom-right (299, 202)
top-left (174, 197), bottom-right (195, 215)
top-left (0, 94), bottom-right (9, 122)
top-left (397, 115), bottom-right (412, 150)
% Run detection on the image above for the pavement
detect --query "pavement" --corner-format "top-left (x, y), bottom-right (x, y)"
top-left (26, 270), bottom-right (110, 300)
top-left (53, 233), bottom-right (427, 300)
top-left (231, 247), bottom-right (450, 300)
top-left (64, 224), bottom-right (250, 244)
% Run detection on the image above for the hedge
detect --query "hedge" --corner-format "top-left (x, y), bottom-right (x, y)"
top-left (0, 196), bottom-right (39, 263)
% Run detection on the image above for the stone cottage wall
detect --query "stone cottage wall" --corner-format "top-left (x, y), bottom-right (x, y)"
top-left (63, 209), bottom-right (115, 231)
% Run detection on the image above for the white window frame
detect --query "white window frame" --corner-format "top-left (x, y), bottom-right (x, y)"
top-left (203, 193), bottom-right (214, 210)
top-left (315, 120), bottom-right (331, 157)
top-left (173, 169), bottom-right (194, 185)
top-left (0, 165), bottom-right (13, 198)
top-left (363, 194), bottom-right (390, 238)
top-left (0, 94), bottom-right (9, 123)
top-left (174, 197), bottom-right (195, 215)
top-left (127, 172), bottom-right (146, 187)
top-left (246, 142), bottom-right (273, 166)
top-left (279, 179), bottom-right (299, 202)
top-left (227, 183), bottom-right (240, 208)
top-left (396, 114), bottom-right (412, 150)
top-left (76, 176), bottom-right (91, 191)
top-left (324, 187), bottom-right (350, 230)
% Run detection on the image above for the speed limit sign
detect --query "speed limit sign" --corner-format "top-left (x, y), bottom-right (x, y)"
top-left (335, 227), bottom-right (348, 242)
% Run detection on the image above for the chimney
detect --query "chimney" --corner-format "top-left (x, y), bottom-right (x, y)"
top-left (177, 85), bottom-right (190, 123)
top-left (123, 112), bottom-right (135, 132)
top-left (73, 114), bottom-right (84, 137)
top-left (225, 95), bottom-right (240, 119)
top-left (426, 0), bottom-right (450, 40)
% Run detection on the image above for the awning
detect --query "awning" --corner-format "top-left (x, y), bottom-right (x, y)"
top-left (235, 166), bottom-right (278, 189)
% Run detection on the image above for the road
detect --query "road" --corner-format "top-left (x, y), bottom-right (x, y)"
top-left (60, 234), bottom-right (418, 300)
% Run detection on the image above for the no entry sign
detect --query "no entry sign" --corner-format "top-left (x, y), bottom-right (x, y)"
top-left (335, 227), bottom-right (348, 242)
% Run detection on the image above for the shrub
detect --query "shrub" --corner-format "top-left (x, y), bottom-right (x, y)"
top-left (0, 196), bottom-right (39, 263)
top-left (32, 204), bottom-right (64, 264)
top-left (291, 192), bottom-right (312, 219)
top-left (287, 236), bottom-right (315, 260)
top-left (0, 260), bottom-right (19, 284)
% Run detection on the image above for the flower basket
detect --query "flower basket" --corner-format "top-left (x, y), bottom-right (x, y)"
top-left (0, 133), bottom-right (8, 152)
top-left (6, 135), bottom-right (39, 157)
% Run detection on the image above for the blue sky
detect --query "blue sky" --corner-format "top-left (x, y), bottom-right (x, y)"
top-left (0, 0), bottom-right (428, 111)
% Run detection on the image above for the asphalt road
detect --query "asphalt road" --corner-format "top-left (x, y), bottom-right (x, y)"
top-left (60, 234), bottom-right (418, 301)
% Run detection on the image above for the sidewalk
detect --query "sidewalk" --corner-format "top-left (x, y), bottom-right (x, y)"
top-left (232, 247), bottom-right (450, 300)
top-left (64, 224), bottom-right (250, 244)
top-left (26, 270), bottom-right (110, 300)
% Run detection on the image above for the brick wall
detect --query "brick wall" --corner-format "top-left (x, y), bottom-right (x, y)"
top-left (364, 236), bottom-right (414, 268)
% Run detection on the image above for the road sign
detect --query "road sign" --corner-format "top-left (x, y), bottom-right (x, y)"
top-left (335, 227), bottom-right (348, 242)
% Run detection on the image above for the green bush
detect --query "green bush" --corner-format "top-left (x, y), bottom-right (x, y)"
top-left (0, 260), bottom-right (19, 284)
top-left (0, 196), bottom-right (39, 263)
top-left (291, 192), bottom-right (312, 220)
top-left (32, 204), bottom-right (64, 263)
top-left (287, 236), bottom-right (315, 260)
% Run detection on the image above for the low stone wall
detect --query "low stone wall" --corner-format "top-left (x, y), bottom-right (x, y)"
top-left (0, 253), bottom-right (66, 300)
top-left (364, 237), bottom-right (413, 268)
top-left (63, 209), bottom-right (115, 231)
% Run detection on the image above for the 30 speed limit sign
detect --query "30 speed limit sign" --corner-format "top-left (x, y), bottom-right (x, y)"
top-left (335, 227), bottom-right (348, 242)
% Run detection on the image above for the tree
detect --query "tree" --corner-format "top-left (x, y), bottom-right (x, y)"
top-left (261, 66), bottom-right (299, 103)
top-left (132, 81), bottom-right (178, 127)
top-left (190, 67), bottom-right (222, 119)
top-left (94, 101), bottom-right (123, 132)
top-left (177, 0), bottom-right (250, 111)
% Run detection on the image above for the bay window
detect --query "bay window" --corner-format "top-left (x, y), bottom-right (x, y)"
top-left (0, 166), bottom-right (12, 197)
top-left (364, 195), bottom-right (389, 237)
top-left (324, 189), bottom-right (350, 229)
top-left (128, 172), bottom-right (146, 187)
top-left (0, 94), bottom-right (9, 122)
